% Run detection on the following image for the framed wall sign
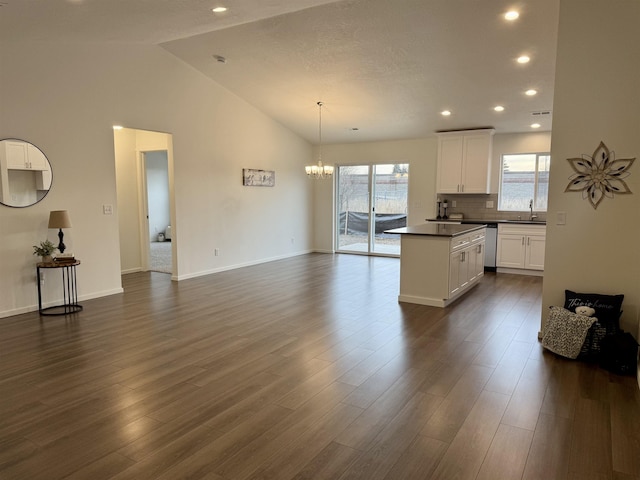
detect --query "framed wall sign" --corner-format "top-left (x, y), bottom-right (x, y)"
top-left (243, 168), bottom-right (275, 187)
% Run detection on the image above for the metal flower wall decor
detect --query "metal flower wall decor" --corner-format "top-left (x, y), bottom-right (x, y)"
top-left (565, 141), bottom-right (635, 209)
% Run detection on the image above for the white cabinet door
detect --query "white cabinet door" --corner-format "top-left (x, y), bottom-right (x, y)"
top-left (449, 249), bottom-right (472, 297)
top-left (450, 247), bottom-right (479, 297)
top-left (3, 141), bottom-right (47, 170)
top-left (437, 135), bottom-right (464, 193)
top-left (497, 224), bottom-right (546, 271)
top-left (27, 144), bottom-right (48, 170)
top-left (5, 141), bottom-right (29, 169)
top-left (469, 243), bottom-right (484, 282)
top-left (497, 234), bottom-right (525, 268)
top-left (449, 250), bottom-right (462, 297)
top-left (525, 235), bottom-right (546, 270)
top-left (436, 129), bottom-right (494, 194)
top-left (461, 134), bottom-right (492, 193)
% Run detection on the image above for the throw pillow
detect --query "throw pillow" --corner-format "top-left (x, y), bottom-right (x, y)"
top-left (564, 290), bottom-right (623, 334)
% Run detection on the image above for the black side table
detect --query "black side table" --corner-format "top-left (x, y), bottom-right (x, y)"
top-left (36, 260), bottom-right (83, 315)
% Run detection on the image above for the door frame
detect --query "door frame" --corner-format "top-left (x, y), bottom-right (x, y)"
top-left (114, 127), bottom-right (177, 279)
top-left (334, 163), bottom-right (407, 257)
top-left (137, 150), bottom-right (151, 272)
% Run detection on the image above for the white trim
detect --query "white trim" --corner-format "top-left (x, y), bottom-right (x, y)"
top-left (121, 267), bottom-right (142, 275)
top-left (0, 287), bottom-right (124, 319)
top-left (497, 267), bottom-right (543, 277)
top-left (172, 250), bottom-right (314, 281)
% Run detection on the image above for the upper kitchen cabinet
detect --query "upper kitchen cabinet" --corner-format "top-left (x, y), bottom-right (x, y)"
top-left (436, 129), bottom-right (495, 194)
top-left (3, 140), bottom-right (49, 171)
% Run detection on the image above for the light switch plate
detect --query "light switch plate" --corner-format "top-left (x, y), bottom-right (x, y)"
top-left (103, 204), bottom-right (113, 215)
top-left (556, 211), bottom-right (566, 225)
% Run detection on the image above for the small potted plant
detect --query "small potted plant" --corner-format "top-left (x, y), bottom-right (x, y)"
top-left (33, 240), bottom-right (57, 263)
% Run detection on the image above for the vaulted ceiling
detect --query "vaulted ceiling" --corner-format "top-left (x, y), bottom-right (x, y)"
top-left (1, 0), bottom-right (559, 143)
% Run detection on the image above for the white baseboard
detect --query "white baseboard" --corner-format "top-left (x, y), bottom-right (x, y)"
top-left (398, 294), bottom-right (447, 308)
top-left (0, 287), bottom-right (124, 319)
top-left (121, 267), bottom-right (142, 275)
top-left (497, 267), bottom-right (543, 277)
top-left (174, 250), bottom-right (315, 281)
top-left (0, 305), bottom-right (39, 319)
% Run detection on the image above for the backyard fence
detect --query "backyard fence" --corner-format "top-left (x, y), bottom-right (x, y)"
top-left (338, 212), bottom-right (406, 236)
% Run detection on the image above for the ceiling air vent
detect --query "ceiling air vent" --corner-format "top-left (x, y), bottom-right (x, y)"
top-left (531, 110), bottom-right (552, 117)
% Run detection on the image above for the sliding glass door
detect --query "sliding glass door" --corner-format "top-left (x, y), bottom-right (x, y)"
top-left (336, 164), bottom-right (408, 256)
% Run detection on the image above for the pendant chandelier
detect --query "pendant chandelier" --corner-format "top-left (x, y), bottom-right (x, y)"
top-left (305, 101), bottom-right (334, 179)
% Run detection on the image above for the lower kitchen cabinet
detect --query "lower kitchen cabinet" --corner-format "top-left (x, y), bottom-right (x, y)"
top-left (497, 224), bottom-right (546, 272)
top-left (393, 226), bottom-right (486, 307)
top-left (449, 240), bottom-right (485, 297)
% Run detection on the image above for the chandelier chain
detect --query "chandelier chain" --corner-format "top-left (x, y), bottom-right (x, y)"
top-left (318, 101), bottom-right (323, 163)
top-left (304, 100), bottom-right (333, 179)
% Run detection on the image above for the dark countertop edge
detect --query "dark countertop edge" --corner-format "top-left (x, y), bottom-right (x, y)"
top-left (386, 223), bottom-right (486, 237)
top-left (426, 218), bottom-right (546, 225)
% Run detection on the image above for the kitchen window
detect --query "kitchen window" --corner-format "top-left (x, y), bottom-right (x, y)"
top-left (498, 153), bottom-right (550, 211)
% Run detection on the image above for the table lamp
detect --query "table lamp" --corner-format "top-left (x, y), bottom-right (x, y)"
top-left (48, 210), bottom-right (72, 254)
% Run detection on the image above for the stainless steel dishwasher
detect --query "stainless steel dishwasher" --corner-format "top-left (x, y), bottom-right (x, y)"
top-left (483, 223), bottom-right (497, 271)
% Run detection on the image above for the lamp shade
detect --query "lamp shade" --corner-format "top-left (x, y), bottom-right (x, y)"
top-left (48, 210), bottom-right (72, 229)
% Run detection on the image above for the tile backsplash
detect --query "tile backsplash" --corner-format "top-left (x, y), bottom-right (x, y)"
top-left (435, 194), bottom-right (547, 221)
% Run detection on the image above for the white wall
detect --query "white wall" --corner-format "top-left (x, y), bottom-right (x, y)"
top-left (0, 41), bottom-right (313, 317)
top-left (312, 138), bottom-right (438, 252)
top-left (542, 0), bottom-right (640, 343)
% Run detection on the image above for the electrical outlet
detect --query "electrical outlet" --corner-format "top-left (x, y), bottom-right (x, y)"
top-left (214, 248), bottom-right (219, 256)
top-left (452, 200), bottom-right (457, 208)
top-left (290, 238), bottom-right (295, 244)
top-left (486, 200), bottom-right (494, 209)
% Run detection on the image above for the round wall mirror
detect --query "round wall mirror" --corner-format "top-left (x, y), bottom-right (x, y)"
top-left (0, 138), bottom-right (53, 208)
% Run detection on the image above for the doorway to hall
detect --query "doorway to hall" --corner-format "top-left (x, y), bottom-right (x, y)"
top-left (113, 127), bottom-right (176, 278)
top-left (145, 150), bottom-right (172, 273)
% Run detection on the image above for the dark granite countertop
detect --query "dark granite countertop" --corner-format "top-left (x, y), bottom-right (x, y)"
top-left (386, 223), bottom-right (486, 237)
top-left (426, 218), bottom-right (546, 225)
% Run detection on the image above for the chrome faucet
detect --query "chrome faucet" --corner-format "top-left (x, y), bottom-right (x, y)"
top-left (529, 199), bottom-right (537, 220)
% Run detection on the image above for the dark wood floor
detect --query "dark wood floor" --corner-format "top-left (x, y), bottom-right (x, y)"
top-left (1, 253), bottom-right (639, 480)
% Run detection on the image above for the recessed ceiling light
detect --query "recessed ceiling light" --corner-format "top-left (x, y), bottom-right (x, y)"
top-left (517, 55), bottom-right (530, 64)
top-left (441, 110), bottom-right (451, 116)
top-left (113, 125), bottom-right (123, 130)
top-left (531, 123), bottom-right (541, 129)
top-left (525, 89), bottom-right (537, 96)
top-left (212, 6), bottom-right (227, 13)
top-left (504, 11), bottom-right (519, 21)
top-left (494, 105), bottom-right (505, 112)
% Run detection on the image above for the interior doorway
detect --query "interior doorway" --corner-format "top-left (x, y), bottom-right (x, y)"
top-left (144, 151), bottom-right (172, 273)
top-left (113, 128), bottom-right (176, 278)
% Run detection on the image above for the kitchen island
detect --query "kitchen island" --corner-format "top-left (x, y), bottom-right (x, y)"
top-left (387, 224), bottom-right (486, 307)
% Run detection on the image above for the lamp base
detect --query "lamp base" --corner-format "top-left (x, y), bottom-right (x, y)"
top-left (57, 228), bottom-right (66, 254)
